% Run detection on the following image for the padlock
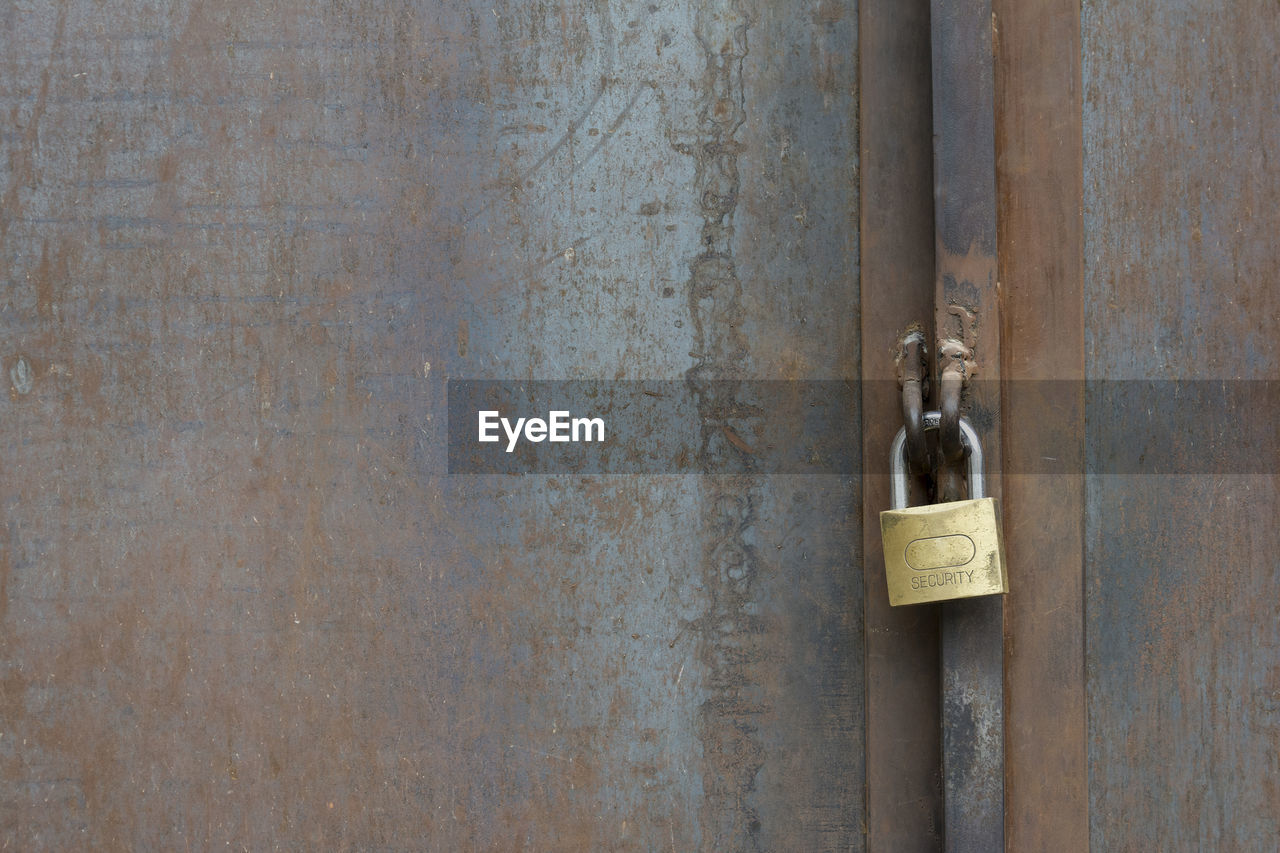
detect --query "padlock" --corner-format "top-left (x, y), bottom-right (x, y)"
top-left (880, 411), bottom-right (1008, 606)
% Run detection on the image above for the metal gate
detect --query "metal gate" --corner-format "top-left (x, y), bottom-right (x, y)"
top-left (2, 1), bottom-right (1277, 850)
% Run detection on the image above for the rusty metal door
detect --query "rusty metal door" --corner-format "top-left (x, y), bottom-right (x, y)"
top-left (5, 0), bottom-right (1279, 850)
top-left (2, 1), bottom-right (863, 849)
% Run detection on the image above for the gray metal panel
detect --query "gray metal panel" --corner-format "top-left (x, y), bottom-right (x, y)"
top-left (859, 2), bottom-right (941, 845)
top-left (1084, 1), bottom-right (1280, 849)
top-left (0, 1), bottom-right (862, 848)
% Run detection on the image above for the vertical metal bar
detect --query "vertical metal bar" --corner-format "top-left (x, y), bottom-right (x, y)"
top-left (993, 0), bottom-right (1089, 848)
top-left (860, 0), bottom-right (945, 848)
top-left (930, 0), bottom-right (1005, 850)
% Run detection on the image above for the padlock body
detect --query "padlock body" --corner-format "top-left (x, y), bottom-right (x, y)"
top-left (880, 497), bottom-right (1008, 606)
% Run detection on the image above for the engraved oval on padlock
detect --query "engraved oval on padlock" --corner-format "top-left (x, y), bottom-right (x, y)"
top-left (880, 411), bottom-right (1009, 606)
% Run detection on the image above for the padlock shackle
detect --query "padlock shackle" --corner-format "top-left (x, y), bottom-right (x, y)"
top-left (889, 411), bottom-right (984, 509)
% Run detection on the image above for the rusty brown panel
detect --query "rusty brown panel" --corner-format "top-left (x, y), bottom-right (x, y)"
top-left (1084, 1), bottom-right (1280, 850)
top-left (859, 0), bottom-right (942, 849)
top-left (992, 0), bottom-right (1088, 849)
top-left (0, 0), bottom-right (863, 849)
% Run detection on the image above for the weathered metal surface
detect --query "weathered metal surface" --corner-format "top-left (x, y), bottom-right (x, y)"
top-left (930, 0), bottom-right (1004, 849)
top-left (1084, 1), bottom-right (1280, 850)
top-left (859, 0), bottom-right (943, 847)
top-left (0, 1), bottom-right (862, 848)
top-left (992, 0), bottom-right (1089, 848)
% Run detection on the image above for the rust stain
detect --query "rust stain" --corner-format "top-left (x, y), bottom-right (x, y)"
top-left (721, 424), bottom-right (756, 454)
top-left (935, 238), bottom-right (997, 375)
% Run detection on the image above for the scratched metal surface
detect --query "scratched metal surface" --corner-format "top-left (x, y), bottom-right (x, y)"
top-left (1084, 1), bottom-right (1280, 849)
top-left (0, 1), bottom-right (861, 849)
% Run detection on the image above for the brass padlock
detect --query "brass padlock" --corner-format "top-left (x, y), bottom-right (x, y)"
top-left (880, 411), bottom-right (1008, 606)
